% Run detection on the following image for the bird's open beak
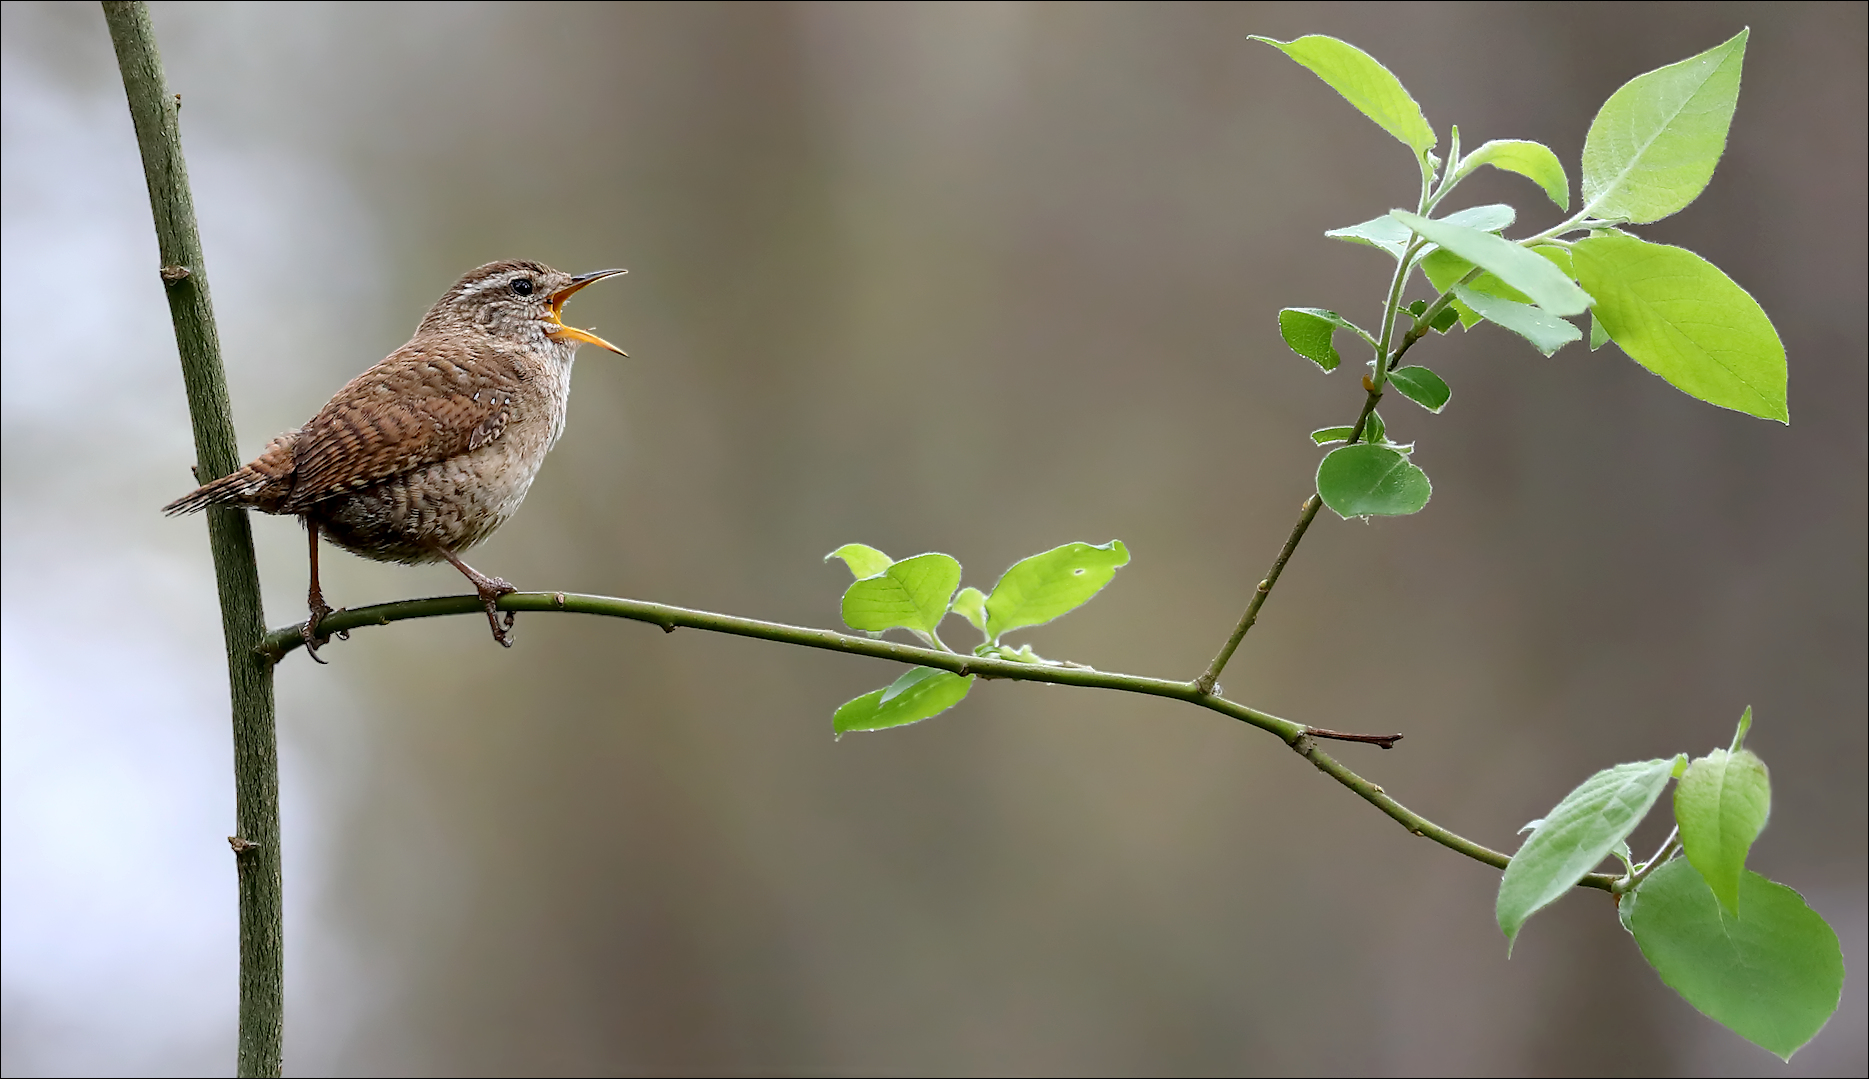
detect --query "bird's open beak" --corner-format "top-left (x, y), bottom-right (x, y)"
top-left (546, 268), bottom-right (628, 355)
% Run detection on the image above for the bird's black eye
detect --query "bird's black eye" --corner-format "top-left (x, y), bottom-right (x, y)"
top-left (512, 277), bottom-right (535, 296)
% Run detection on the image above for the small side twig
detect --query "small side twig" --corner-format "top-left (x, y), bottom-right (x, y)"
top-left (1305, 727), bottom-right (1403, 749)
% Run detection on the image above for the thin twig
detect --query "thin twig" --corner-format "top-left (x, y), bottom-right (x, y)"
top-left (258, 591), bottom-right (1617, 893)
top-left (1305, 727), bottom-right (1403, 749)
top-left (102, 5), bottom-right (281, 1075)
top-left (1194, 493), bottom-right (1323, 694)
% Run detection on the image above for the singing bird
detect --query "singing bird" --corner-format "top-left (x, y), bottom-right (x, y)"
top-left (164, 259), bottom-right (627, 659)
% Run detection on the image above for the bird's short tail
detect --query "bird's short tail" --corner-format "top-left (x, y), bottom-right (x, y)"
top-left (162, 433), bottom-right (297, 515)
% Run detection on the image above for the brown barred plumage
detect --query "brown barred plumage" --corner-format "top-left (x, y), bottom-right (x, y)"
top-left (164, 259), bottom-right (626, 657)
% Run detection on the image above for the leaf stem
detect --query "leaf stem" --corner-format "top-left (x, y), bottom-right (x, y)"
top-left (102, 4), bottom-right (281, 1075)
top-left (1614, 826), bottom-right (1681, 895)
top-left (256, 591), bottom-right (1617, 893)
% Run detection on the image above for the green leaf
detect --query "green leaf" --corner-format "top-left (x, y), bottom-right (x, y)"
top-left (1622, 859), bottom-right (1843, 1060)
top-left (1429, 305), bottom-right (1460, 333)
top-left (1278, 308), bottom-right (1362, 371)
top-left (1392, 211), bottom-right (1592, 316)
top-left (1453, 285), bottom-right (1583, 356)
top-left (1453, 139), bottom-right (1570, 210)
top-left (1730, 704), bottom-right (1753, 752)
top-left (984, 540), bottom-right (1130, 641)
top-left (1589, 310), bottom-right (1610, 351)
top-left (834, 667), bottom-right (975, 736)
top-left (1387, 365), bottom-right (1451, 412)
top-left (1420, 248), bottom-right (1475, 296)
top-left (1425, 246), bottom-right (1576, 331)
top-left (1360, 410), bottom-right (1386, 445)
top-left (840, 552), bottom-right (961, 635)
top-left (1252, 35), bottom-right (1435, 153)
top-left (1573, 232), bottom-right (1786, 421)
top-left (1675, 712), bottom-right (1771, 915)
top-left (1310, 426), bottom-right (1355, 446)
top-left (1421, 244), bottom-right (1571, 298)
top-left (1324, 215), bottom-right (1415, 259)
top-left (825, 543), bottom-right (894, 579)
top-left (950, 586), bottom-right (988, 634)
top-left (1497, 758), bottom-right (1677, 950)
top-left (1581, 30), bottom-right (1748, 223)
top-left (1327, 204), bottom-right (1514, 259)
top-left (1316, 444), bottom-right (1430, 519)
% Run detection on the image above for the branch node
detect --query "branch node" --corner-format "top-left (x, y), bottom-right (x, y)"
top-left (159, 263), bottom-right (191, 283)
top-left (227, 835), bottom-right (261, 854)
top-left (554, 592), bottom-right (567, 608)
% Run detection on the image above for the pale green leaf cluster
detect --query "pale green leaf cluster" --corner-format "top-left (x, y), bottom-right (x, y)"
top-left (1496, 710), bottom-right (1838, 1057)
top-left (824, 541), bottom-right (1130, 734)
top-left (1261, 29), bottom-right (1833, 1054)
top-left (1263, 26), bottom-right (1785, 431)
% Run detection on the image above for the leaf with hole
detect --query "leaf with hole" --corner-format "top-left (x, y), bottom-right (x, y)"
top-left (1621, 859), bottom-right (1842, 1060)
top-left (1316, 444), bottom-right (1430, 519)
top-left (1573, 232), bottom-right (1786, 421)
top-left (984, 541), bottom-right (1130, 641)
top-left (1582, 30), bottom-right (1747, 223)
top-left (834, 667), bottom-right (975, 736)
top-left (1453, 139), bottom-right (1570, 209)
top-left (1252, 35), bottom-right (1435, 153)
top-left (1387, 366), bottom-right (1450, 412)
top-left (840, 552), bottom-right (961, 636)
top-left (1497, 757), bottom-right (1677, 950)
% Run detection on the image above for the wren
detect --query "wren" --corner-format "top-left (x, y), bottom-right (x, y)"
top-left (164, 259), bottom-right (627, 658)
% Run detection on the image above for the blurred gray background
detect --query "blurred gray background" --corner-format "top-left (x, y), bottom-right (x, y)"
top-left (3, 2), bottom-right (1863, 1075)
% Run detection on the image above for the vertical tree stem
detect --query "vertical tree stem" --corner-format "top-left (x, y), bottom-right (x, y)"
top-left (100, 4), bottom-right (282, 1075)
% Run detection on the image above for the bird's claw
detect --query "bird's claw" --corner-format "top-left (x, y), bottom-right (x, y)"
top-left (477, 578), bottom-right (519, 647)
top-left (301, 599), bottom-right (339, 664)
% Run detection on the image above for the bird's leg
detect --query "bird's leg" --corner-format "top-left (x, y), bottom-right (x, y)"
top-left (302, 520), bottom-right (336, 663)
top-left (435, 544), bottom-right (519, 647)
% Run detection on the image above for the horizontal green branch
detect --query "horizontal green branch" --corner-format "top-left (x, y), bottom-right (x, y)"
top-left (261, 591), bottom-right (1617, 893)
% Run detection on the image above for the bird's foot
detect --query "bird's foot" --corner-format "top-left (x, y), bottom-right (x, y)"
top-left (301, 598), bottom-right (340, 664)
top-left (476, 577), bottom-right (519, 647)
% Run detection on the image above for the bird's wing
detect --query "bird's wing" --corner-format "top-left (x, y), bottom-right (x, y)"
top-left (281, 339), bottom-right (529, 512)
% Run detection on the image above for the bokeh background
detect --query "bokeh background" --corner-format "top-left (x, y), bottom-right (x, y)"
top-left (3, 2), bottom-right (1863, 1075)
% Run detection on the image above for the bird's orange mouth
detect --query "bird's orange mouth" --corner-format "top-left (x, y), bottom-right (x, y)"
top-left (546, 268), bottom-right (628, 355)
